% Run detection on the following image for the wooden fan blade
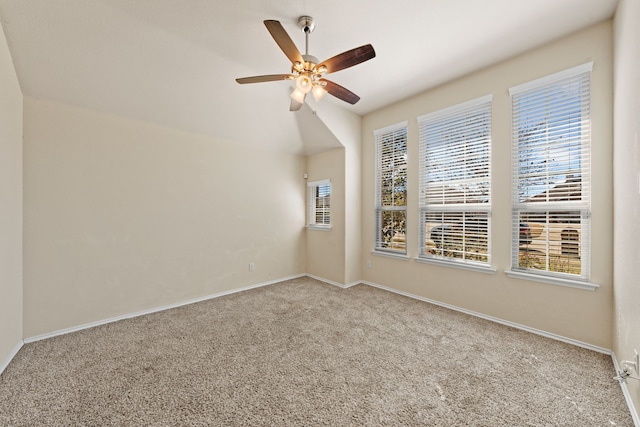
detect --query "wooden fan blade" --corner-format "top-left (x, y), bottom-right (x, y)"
top-left (317, 44), bottom-right (375, 74)
top-left (236, 74), bottom-right (293, 84)
top-left (320, 79), bottom-right (360, 104)
top-left (264, 20), bottom-right (303, 65)
top-left (290, 98), bottom-right (304, 111)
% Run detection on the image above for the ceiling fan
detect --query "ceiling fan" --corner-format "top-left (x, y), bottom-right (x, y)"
top-left (235, 16), bottom-right (376, 111)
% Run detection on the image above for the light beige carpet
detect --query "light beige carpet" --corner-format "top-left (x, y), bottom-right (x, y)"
top-left (0, 277), bottom-right (634, 426)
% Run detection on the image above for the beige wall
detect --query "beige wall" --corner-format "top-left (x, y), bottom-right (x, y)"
top-left (613, 0), bottom-right (640, 415)
top-left (0, 19), bottom-right (23, 369)
top-left (316, 104), bottom-right (363, 285)
top-left (340, 112), bottom-right (363, 285)
top-left (362, 22), bottom-right (614, 348)
top-left (23, 98), bottom-right (306, 338)
top-left (306, 148), bottom-right (346, 284)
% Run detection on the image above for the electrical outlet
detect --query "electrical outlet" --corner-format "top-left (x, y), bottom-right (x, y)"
top-left (635, 349), bottom-right (639, 375)
top-left (248, 262), bottom-right (255, 272)
top-left (366, 260), bottom-right (372, 269)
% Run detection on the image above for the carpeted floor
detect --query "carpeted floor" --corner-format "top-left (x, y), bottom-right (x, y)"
top-left (0, 277), bottom-right (634, 426)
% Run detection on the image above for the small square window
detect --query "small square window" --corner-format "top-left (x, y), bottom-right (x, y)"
top-left (307, 180), bottom-right (331, 228)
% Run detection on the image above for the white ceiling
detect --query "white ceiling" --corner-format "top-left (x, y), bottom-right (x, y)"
top-left (0, 0), bottom-right (619, 154)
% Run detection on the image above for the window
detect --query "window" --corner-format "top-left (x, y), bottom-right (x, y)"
top-left (307, 180), bottom-right (331, 228)
top-left (374, 122), bottom-right (408, 254)
top-left (418, 95), bottom-right (492, 267)
top-left (509, 63), bottom-right (592, 283)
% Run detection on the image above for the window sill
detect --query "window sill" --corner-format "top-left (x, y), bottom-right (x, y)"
top-left (306, 225), bottom-right (332, 231)
top-left (505, 270), bottom-right (599, 291)
top-left (415, 256), bottom-right (496, 274)
top-left (371, 250), bottom-right (410, 261)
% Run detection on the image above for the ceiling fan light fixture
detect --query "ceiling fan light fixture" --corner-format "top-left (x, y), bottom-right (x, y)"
top-left (236, 17), bottom-right (376, 111)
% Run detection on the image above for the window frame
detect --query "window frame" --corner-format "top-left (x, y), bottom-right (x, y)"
top-left (417, 95), bottom-right (493, 270)
top-left (507, 62), bottom-right (597, 290)
top-left (374, 121), bottom-right (408, 255)
top-left (307, 179), bottom-right (331, 229)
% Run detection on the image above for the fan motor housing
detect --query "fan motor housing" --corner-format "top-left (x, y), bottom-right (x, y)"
top-left (302, 54), bottom-right (319, 70)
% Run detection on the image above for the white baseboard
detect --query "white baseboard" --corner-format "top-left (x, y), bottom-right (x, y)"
top-left (612, 353), bottom-right (640, 427)
top-left (24, 274), bottom-right (305, 344)
top-left (17, 273), bottom-right (613, 354)
top-left (360, 280), bottom-right (612, 355)
top-left (0, 341), bottom-right (23, 376)
top-left (306, 274), bottom-right (359, 289)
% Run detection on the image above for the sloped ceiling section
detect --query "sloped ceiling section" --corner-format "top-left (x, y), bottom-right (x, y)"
top-left (295, 105), bottom-right (343, 156)
top-left (0, 0), bottom-right (618, 154)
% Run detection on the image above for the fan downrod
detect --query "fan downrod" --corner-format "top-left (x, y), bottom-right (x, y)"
top-left (297, 16), bottom-right (318, 63)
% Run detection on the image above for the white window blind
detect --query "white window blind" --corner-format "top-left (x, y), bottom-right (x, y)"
top-left (374, 122), bottom-right (408, 253)
top-left (510, 63), bottom-right (592, 282)
top-left (307, 179), bottom-right (331, 227)
top-left (418, 95), bottom-right (492, 266)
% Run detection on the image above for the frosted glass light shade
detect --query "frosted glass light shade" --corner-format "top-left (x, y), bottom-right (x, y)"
top-left (296, 75), bottom-right (312, 93)
top-left (312, 85), bottom-right (327, 101)
top-left (290, 88), bottom-right (306, 103)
